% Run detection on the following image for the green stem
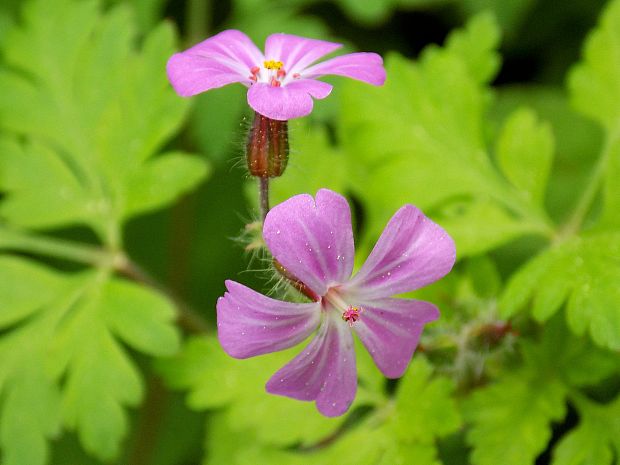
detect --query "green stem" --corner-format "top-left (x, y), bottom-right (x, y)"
top-left (0, 226), bottom-right (113, 266)
top-left (559, 131), bottom-right (619, 239)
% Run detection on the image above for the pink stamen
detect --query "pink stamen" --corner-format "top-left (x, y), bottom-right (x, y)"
top-left (250, 66), bottom-right (260, 75)
top-left (292, 73), bottom-right (301, 79)
top-left (270, 77), bottom-right (281, 87)
top-left (277, 69), bottom-right (286, 79)
top-left (342, 306), bottom-right (363, 327)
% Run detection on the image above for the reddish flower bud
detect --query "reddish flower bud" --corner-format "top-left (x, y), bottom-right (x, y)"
top-left (246, 111), bottom-right (289, 178)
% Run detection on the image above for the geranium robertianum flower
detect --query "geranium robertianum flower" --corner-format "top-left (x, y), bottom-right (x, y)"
top-left (166, 30), bottom-right (386, 120)
top-left (217, 189), bottom-right (456, 417)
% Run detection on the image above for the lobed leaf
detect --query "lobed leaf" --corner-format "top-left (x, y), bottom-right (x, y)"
top-left (465, 374), bottom-right (566, 465)
top-left (496, 108), bottom-right (554, 206)
top-left (156, 336), bottom-right (347, 447)
top-left (551, 395), bottom-right (620, 465)
top-left (568, 0), bottom-right (620, 228)
top-left (465, 318), bottom-right (618, 465)
top-left (500, 232), bottom-right (620, 350)
top-left (337, 13), bottom-right (554, 256)
top-left (0, 0), bottom-right (207, 240)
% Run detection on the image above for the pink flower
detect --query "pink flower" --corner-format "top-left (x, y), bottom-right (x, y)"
top-left (166, 30), bottom-right (386, 121)
top-left (216, 189), bottom-right (456, 416)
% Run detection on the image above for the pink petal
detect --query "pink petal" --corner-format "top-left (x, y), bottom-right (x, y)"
top-left (264, 33), bottom-right (342, 75)
top-left (263, 189), bottom-right (354, 296)
top-left (351, 297), bottom-right (439, 378)
top-left (302, 52), bottom-right (386, 86)
top-left (166, 30), bottom-right (264, 97)
top-left (347, 205), bottom-right (456, 299)
top-left (266, 313), bottom-right (356, 417)
top-left (247, 80), bottom-right (333, 120)
top-left (216, 280), bottom-right (321, 358)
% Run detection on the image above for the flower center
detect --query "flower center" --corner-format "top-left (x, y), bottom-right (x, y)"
top-left (341, 306), bottom-right (363, 327)
top-left (263, 59), bottom-right (283, 70)
top-left (323, 287), bottom-right (363, 327)
top-left (248, 59), bottom-right (303, 87)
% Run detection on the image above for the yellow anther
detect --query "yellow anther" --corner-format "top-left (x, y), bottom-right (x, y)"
top-left (264, 60), bottom-right (284, 70)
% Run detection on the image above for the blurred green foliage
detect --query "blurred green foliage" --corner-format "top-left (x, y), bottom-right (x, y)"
top-left (0, 0), bottom-right (619, 464)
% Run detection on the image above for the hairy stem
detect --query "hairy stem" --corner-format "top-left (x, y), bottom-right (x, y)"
top-left (273, 259), bottom-right (320, 302)
top-left (259, 177), bottom-right (270, 220)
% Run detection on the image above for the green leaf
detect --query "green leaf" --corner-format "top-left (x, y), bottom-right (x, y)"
top-left (0, 361), bottom-right (62, 465)
top-left (519, 316), bottom-right (618, 389)
top-left (338, 13), bottom-right (553, 255)
top-left (0, 255), bottom-right (64, 327)
top-left (568, 0), bottom-right (620, 133)
top-left (308, 358), bottom-right (459, 465)
top-left (101, 278), bottom-right (180, 356)
top-left (601, 138), bottom-right (620, 227)
top-left (164, 346), bottom-right (458, 465)
top-left (569, 0), bottom-right (620, 227)
top-left (434, 198), bottom-right (543, 258)
top-left (0, 137), bottom-right (93, 230)
top-left (123, 152), bottom-right (210, 219)
top-left (0, 256), bottom-right (180, 463)
top-left (496, 108), bottom-right (555, 205)
top-left (465, 373), bottom-right (566, 465)
top-left (157, 336), bottom-right (347, 447)
top-left (0, 260), bottom-right (83, 465)
top-left (391, 357), bottom-right (461, 443)
top-left (490, 86), bottom-right (603, 222)
top-left (465, 317), bottom-right (617, 465)
top-left (500, 232), bottom-right (620, 350)
top-left (444, 11), bottom-right (502, 84)
top-left (50, 276), bottom-right (179, 460)
top-left (551, 395), bottom-right (620, 465)
top-left (0, 0), bottom-right (204, 241)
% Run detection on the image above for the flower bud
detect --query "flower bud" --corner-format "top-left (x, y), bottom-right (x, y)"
top-left (246, 112), bottom-right (289, 178)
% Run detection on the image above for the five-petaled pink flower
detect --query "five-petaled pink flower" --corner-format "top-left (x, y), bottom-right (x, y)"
top-left (216, 189), bottom-right (456, 416)
top-left (166, 30), bottom-right (386, 120)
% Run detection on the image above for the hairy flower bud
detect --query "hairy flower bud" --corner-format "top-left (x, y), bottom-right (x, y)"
top-left (246, 112), bottom-right (289, 178)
